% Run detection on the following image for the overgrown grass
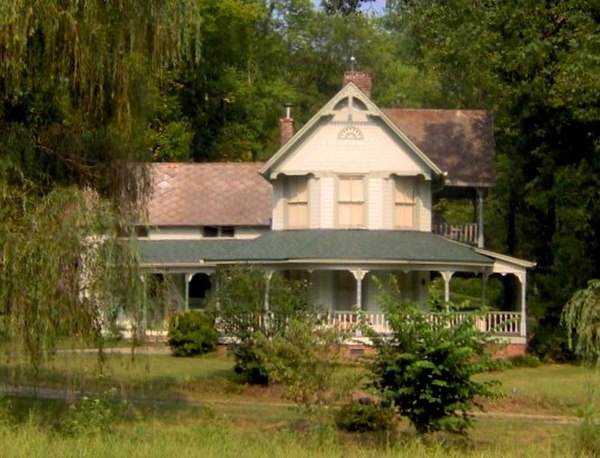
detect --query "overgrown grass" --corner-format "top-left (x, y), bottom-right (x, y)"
top-left (1, 347), bottom-right (598, 456)
top-left (476, 364), bottom-right (593, 415)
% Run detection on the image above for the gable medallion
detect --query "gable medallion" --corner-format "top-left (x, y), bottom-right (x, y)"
top-left (338, 126), bottom-right (363, 140)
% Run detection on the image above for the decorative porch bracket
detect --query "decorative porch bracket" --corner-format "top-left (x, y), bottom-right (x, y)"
top-left (264, 269), bottom-right (274, 312)
top-left (440, 270), bottom-right (455, 308)
top-left (184, 272), bottom-right (193, 312)
top-left (476, 188), bottom-right (485, 248)
top-left (350, 269), bottom-right (368, 311)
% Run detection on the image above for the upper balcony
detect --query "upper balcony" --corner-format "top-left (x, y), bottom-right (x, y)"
top-left (432, 222), bottom-right (479, 245)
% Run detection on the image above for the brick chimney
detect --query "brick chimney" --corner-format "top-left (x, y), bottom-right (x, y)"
top-left (279, 102), bottom-right (294, 147)
top-left (343, 70), bottom-right (372, 97)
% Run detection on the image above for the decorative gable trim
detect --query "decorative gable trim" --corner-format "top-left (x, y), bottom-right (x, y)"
top-left (260, 83), bottom-right (443, 179)
top-left (338, 126), bottom-right (363, 140)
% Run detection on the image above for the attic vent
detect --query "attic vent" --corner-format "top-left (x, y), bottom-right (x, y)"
top-left (353, 98), bottom-right (368, 111)
top-left (333, 97), bottom-right (349, 110)
top-left (338, 126), bottom-right (363, 140)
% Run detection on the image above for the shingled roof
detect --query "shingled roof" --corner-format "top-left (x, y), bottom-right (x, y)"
top-left (146, 162), bottom-right (272, 226)
top-left (382, 109), bottom-right (495, 187)
top-left (137, 230), bottom-right (493, 267)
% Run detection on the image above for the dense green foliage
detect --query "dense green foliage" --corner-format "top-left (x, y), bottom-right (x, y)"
top-left (335, 400), bottom-right (395, 432)
top-left (167, 311), bottom-right (218, 357)
top-left (213, 266), bottom-right (312, 384)
top-left (254, 316), bottom-right (345, 408)
top-left (561, 279), bottom-right (600, 363)
top-left (0, 1), bottom-right (201, 366)
top-left (368, 284), bottom-right (499, 435)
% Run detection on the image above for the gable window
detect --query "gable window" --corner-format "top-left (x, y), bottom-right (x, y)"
top-left (286, 176), bottom-right (308, 228)
top-left (338, 176), bottom-right (365, 228)
top-left (394, 178), bottom-right (416, 228)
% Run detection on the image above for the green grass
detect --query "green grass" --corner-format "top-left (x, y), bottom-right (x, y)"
top-left (1, 347), bottom-right (598, 457)
top-left (476, 364), bottom-right (594, 415)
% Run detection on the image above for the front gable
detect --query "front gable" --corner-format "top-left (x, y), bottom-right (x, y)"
top-left (261, 83), bottom-right (442, 180)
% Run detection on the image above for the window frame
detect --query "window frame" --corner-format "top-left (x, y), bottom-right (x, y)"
top-left (285, 175), bottom-right (309, 229)
top-left (337, 175), bottom-right (366, 228)
top-left (393, 177), bottom-right (417, 229)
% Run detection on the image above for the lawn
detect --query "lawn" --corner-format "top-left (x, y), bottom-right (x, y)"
top-left (1, 344), bottom-right (597, 457)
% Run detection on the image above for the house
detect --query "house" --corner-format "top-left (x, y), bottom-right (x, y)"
top-left (136, 71), bottom-right (534, 348)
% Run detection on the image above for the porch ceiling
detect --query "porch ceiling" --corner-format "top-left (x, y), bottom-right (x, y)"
top-left (136, 230), bottom-right (493, 269)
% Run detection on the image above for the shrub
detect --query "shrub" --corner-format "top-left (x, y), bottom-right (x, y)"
top-left (213, 266), bottom-right (312, 384)
top-left (254, 316), bottom-right (345, 408)
top-left (368, 279), bottom-right (500, 436)
top-left (167, 311), bottom-right (217, 357)
top-left (335, 400), bottom-right (394, 432)
top-left (507, 353), bottom-right (542, 368)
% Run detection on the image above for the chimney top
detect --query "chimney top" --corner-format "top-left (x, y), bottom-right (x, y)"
top-left (343, 70), bottom-right (372, 98)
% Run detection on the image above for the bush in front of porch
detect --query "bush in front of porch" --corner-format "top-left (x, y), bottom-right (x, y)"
top-left (211, 266), bottom-right (313, 385)
top-left (368, 279), bottom-right (501, 437)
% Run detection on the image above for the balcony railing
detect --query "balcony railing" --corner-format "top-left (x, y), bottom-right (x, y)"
top-left (326, 311), bottom-right (523, 337)
top-left (433, 222), bottom-right (479, 245)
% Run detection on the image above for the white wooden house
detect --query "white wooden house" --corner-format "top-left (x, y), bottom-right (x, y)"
top-left (136, 72), bottom-right (534, 347)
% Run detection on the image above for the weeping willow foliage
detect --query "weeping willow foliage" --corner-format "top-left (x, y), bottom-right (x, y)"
top-left (0, 184), bottom-right (145, 369)
top-left (0, 1), bottom-right (201, 368)
top-left (561, 279), bottom-right (600, 363)
top-left (0, 0), bottom-right (201, 211)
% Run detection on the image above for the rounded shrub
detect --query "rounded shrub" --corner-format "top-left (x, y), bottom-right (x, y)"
top-left (168, 311), bottom-right (218, 357)
top-left (335, 400), bottom-right (394, 432)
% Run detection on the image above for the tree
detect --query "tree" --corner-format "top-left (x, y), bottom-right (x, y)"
top-left (321, 0), bottom-right (376, 15)
top-left (384, 0), bottom-right (600, 358)
top-left (0, 1), bottom-right (201, 367)
top-left (368, 281), bottom-right (499, 436)
top-left (561, 279), bottom-right (600, 364)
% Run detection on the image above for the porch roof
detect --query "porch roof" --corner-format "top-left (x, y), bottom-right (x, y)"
top-left (137, 230), bottom-right (493, 268)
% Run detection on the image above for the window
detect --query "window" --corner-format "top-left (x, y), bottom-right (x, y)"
top-left (286, 176), bottom-right (309, 228)
top-left (203, 226), bottom-right (235, 238)
top-left (394, 178), bottom-right (416, 228)
top-left (338, 176), bottom-right (364, 227)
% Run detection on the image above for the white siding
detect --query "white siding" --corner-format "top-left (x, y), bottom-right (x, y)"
top-left (381, 177), bottom-right (394, 229)
top-left (309, 176), bottom-right (321, 229)
top-left (279, 120), bottom-right (431, 178)
top-left (320, 176), bottom-right (335, 228)
top-left (418, 179), bottom-right (432, 232)
top-left (146, 226), bottom-right (268, 240)
top-left (272, 181), bottom-right (285, 230)
top-left (367, 178), bottom-right (383, 229)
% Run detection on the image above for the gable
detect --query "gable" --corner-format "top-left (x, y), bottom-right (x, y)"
top-left (261, 83), bottom-right (442, 179)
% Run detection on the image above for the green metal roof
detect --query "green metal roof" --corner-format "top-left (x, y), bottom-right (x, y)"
top-left (136, 230), bottom-right (493, 268)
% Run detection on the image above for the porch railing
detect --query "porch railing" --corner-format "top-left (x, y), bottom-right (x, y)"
top-left (433, 222), bottom-right (479, 245)
top-left (325, 311), bottom-right (523, 337)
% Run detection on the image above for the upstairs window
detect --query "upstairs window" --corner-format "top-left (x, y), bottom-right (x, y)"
top-left (394, 178), bottom-right (416, 228)
top-left (203, 226), bottom-right (235, 238)
top-left (285, 176), bottom-right (308, 228)
top-left (338, 176), bottom-right (365, 228)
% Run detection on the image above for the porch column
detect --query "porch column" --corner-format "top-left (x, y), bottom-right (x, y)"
top-left (184, 273), bottom-right (193, 312)
top-left (350, 269), bottom-right (368, 311)
top-left (212, 272), bottom-right (220, 310)
top-left (440, 271), bottom-right (455, 308)
top-left (476, 188), bottom-right (485, 248)
top-left (264, 270), bottom-right (274, 312)
top-left (515, 272), bottom-right (527, 337)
